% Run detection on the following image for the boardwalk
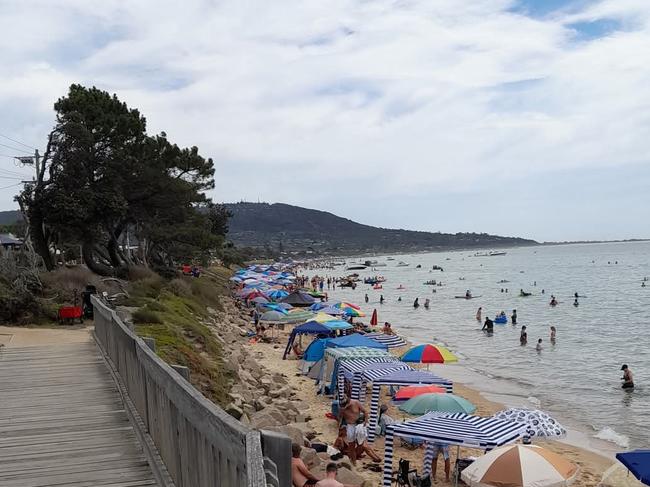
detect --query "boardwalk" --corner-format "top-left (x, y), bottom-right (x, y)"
top-left (0, 338), bottom-right (158, 487)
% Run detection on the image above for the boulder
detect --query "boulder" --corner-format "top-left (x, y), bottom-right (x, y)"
top-left (225, 404), bottom-right (243, 420)
top-left (265, 425), bottom-right (308, 447)
top-left (300, 447), bottom-right (321, 469)
top-left (251, 410), bottom-right (281, 429)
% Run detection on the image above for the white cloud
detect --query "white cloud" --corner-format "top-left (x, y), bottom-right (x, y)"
top-left (0, 0), bottom-right (649, 239)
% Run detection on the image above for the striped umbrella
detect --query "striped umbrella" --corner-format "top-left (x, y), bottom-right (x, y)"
top-left (401, 344), bottom-right (458, 364)
top-left (365, 332), bottom-right (407, 349)
top-left (461, 444), bottom-right (579, 487)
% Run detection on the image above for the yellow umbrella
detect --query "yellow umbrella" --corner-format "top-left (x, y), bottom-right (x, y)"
top-left (313, 312), bottom-right (337, 323)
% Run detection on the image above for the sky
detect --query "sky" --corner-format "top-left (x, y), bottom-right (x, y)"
top-left (1, 0), bottom-right (649, 242)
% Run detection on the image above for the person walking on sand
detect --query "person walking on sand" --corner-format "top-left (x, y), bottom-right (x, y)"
top-left (476, 307), bottom-right (482, 322)
top-left (430, 442), bottom-right (451, 482)
top-left (536, 338), bottom-right (543, 351)
top-left (520, 326), bottom-right (527, 345)
top-left (621, 364), bottom-right (634, 389)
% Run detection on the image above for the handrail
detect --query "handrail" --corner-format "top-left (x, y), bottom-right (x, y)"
top-left (92, 295), bottom-right (267, 487)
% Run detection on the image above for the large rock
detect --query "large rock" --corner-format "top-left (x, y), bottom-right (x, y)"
top-left (225, 404), bottom-right (243, 420)
top-left (300, 448), bottom-right (321, 469)
top-left (251, 410), bottom-right (281, 429)
top-left (265, 425), bottom-right (308, 447)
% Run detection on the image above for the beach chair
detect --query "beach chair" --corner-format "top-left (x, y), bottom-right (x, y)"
top-left (392, 459), bottom-right (431, 487)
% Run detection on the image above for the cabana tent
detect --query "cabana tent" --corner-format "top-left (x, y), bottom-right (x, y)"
top-left (365, 332), bottom-right (407, 349)
top-left (339, 360), bottom-right (412, 401)
top-left (283, 321), bottom-right (333, 359)
top-left (367, 370), bottom-right (454, 442)
top-left (327, 333), bottom-right (387, 350)
top-left (383, 413), bottom-right (527, 487)
top-left (318, 347), bottom-right (393, 394)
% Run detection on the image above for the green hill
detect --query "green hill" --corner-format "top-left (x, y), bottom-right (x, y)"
top-left (225, 202), bottom-right (537, 255)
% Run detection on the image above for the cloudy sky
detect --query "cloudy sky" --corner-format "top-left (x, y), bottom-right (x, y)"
top-left (1, 0), bottom-right (649, 241)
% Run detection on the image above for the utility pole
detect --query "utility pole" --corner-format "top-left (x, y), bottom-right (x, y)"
top-left (33, 149), bottom-right (40, 181)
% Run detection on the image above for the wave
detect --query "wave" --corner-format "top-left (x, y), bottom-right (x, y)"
top-left (594, 426), bottom-right (630, 448)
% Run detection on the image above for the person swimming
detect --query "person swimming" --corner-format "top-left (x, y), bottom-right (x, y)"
top-left (520, 326), bottom-right (527, 345)
top-left (379, 295), bottom-right (385, 304)
top-left (482, 317), bottom-right (494, 333)
top-left (550, 296), bottom-right (558, 306)
top-left (365, 293), bottom-right (369, 303)
top-left (536, 339), bottom-right (543, 351)
top-left (465, 290), bottom-right (472, 298)
top-left (621, 364), bottom-right (634, 389)
top-left (573, 298), bottom-right (579, 306)
top-left (397, 296), bottom-right (402, 302)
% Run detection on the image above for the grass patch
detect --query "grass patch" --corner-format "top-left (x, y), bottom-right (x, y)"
top-left (130, 271), bottom-right (233, 406)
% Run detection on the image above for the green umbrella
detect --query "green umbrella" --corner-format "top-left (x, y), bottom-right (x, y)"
top-left (398, 393), bottom-right (476, 415)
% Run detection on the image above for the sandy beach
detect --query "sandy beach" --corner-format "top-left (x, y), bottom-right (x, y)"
top-left (244, 321), bottom-right (614, 487)
top-left (0, 325), bottom-right (92, 347)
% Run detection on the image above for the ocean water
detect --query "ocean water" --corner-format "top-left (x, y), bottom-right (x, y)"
top-left (321, 241), bottom-right (650, 452)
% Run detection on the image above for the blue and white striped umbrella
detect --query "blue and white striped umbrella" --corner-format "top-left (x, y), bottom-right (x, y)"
top-left (365, 332), bottom-right (407, 349)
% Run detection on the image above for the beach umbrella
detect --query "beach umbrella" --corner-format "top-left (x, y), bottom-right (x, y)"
top-left (399, 393), bottom-right (476, 415)
top-left (401, 344), bottom-right (458, 364)
top-left (394, 385), bottom-right (446, 401)
top-left (251, 296), bottom-right (269, 304)
top-left (494, 408), bottom-right (567, 439)
top-left (322, 320), bottom-right (354, 331)
top-left (310, 302), bottom-right (327, 311)
top-left (260, 310), bottom-right (286, 322)
top-left (601, 463), bottom-right (647, 487)
top-left (318, 305), bottom-right (344, 316)
top-left (370, 309), bottom-right (378, 327)
top-left (365, 332), bottom-right (407, 349)
top-left (342, 307), bottom-right (366, 317)
top-left (617, 451), bottom-right (650, 486)
top-left (334, 301), bottom-right (361, 310)
top-left (461, 444), bottom-right (579, 487)
top-left (260, 303), bottom-right (289, 314)
top-left (276, 303), bottom-right (293, 310)
top-left (267, 289), bottom-right (289, 300)
top-left (313, 312), bottom-right (337, 323)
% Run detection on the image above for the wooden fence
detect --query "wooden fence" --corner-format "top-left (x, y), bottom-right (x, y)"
top-left (92, 296), bottom-right (267, 487)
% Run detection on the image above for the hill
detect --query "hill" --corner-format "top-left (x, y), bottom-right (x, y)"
top-left (0, 210), bottom-right (21, 225)
top-left (225, 202), bottom-right (537, 255)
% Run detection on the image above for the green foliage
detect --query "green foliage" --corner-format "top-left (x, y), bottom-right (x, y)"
top-left (132, 308), bottom-right (163, 324)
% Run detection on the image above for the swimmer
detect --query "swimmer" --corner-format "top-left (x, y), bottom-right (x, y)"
top-left (550, 326), bottom-right (556, 344)
top-left (520, 326), bottom-right (527, 345)
top-left (424, 298), bottom-right (430, 309)
top-left (365, 293), bottom-right (369, 303)
top-left (643, 282), bottom-right (646, 288)
top-left (536, 339), bottom-right (543, 352)
top-left (573, 298), bottom-right (579, 307)
top-left (413, 298), bottom-right (419, 308)
top-left (511, 309), bottom-right (517, 325)
top-left (621, 364), bottom-right (634, 389)
top-left (482, 317), bottom-right (494, 333)
top-left (550, 296), bottom-right (557, 306)
top-left (476, 307), bottom-right (482, 322)
top-left (398, 297), bottom-right (402, 302)
top-left (379, 295), bottom-right (385, 304)
top-left (465, 290), bottom-right (472, 299)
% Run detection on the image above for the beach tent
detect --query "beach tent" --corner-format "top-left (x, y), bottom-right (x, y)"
top-left (365, 332), bottom-right (407, 349)
top-left (339, 359), bottom-right (412, 401)
top-left (327, 333), bottom-right (388, 350)
top-left (281, 290), bottom-right (316, 306)
top-left (382, 413), bottom-right (527, 487)
top-left (367, 369), bottom-right (454, 442)
top-left (318, 347), bottom-right (393, 394)
top-left (282, 321), bottom-right (333, 359)
top-left (616, 451), bottom-right (650, 485)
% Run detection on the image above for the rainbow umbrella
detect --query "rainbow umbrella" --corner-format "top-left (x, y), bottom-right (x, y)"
top-left (334, 301), bottom-right (361, 310)
top-left (342, 307), bottom-right (366, 317)
top-left (401, 344), bottom-right (458, 364)
top-left (394, 385), bottom-right (446, 402)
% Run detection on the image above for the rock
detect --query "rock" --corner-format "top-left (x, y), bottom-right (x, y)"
top-left (228, 393), bottom-right (245, 407)
top-left (269, 386), bottom-right (291, 399)
top-left (266, 425), bottom-right (308, 447)
top-left (225, 404), bottom-right (243, 420)
top-left (253, 399), bottom-right (266, 412)
top-left (259, 378), bottom-right (274, 392)
top-left (288, 422), bottom-right (317, 438)
top-left (266, 407), bottom-right (287, 424)
top-left (334, 464), bottom-right (366, 486)
top-left (251, 410), bottom-right (281, 429)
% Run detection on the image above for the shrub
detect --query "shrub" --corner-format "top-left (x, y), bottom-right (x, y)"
top-left (166, 278), bottom-right (192, 298)
top-left (128, 265), bottom-right (158, 282)
top-left (132, 308), bottom-right (163, 324)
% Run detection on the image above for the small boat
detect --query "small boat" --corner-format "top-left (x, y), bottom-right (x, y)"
top-left (489, 251), bottom-right (507, 256)
top-left (396, 262), bottom-right (409, 267)
top-left (494, 315), bottom-right (508, 324)
top-left (346, 265), bottom-right (367, 271)
top-left (519, 292), bottom-right (532, 297)
top-left (431, 265), bottom-right (444, 271)
top-left (423, 280), bottom-right (437, 285)
top-left (454, 295), bottom-right (482, 299)
top-left (387, 257), bottom-right (395, 261)
top-left (373, 284), bottom-right (383, 290)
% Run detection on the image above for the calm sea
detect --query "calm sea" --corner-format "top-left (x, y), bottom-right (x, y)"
top-left (321, 241), bottom-right (650, 453)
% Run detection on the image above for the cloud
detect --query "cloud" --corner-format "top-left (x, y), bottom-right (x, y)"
top-left (0, 0), bottom-right (649, 240)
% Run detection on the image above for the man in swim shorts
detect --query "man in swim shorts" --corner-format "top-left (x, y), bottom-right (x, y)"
top-left (338, 394), bottom-right (379, 464)
top-left (430, 442), bottom-right (451, 482)
top-left (621, 364), bottom-right (634, 389)
top-left (291, 443), bottom-right (321, 487)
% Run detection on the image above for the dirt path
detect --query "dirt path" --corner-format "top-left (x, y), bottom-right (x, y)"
top-left (0, 325), bottom-right (92, 348)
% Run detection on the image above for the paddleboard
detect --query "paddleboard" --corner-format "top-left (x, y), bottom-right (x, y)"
top-left (454, 295), bottom-right (482, 299)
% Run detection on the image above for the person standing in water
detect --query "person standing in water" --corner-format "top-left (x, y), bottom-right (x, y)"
top-left (476, 307), bottom-right (482, 322)
top-left (364, 293), bottom-right (369, 303)
top-left (536, 338), bottom-right (543, 351)
top-left (413, 298), bottom-right (419, 308)
top-left (424, 298), bottom-right (430, 309)
top-left (482, 317), bottom-right (494, 333)
top-left (573, 298), bottom-right (579, 307)
top-left (379, 295), bottom-right (384, 304)
top-left (520, 326), bottom-right (528, 345)
top-left (550, 326), bottom-right (556, 344)
top-left (621, 365), bottom-right (634, 389)
top-left (511, 309), bottom-right (517, 325)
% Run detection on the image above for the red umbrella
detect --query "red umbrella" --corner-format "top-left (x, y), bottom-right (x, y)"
top-left (370, 309), bottom-right (378, 327)
top-left (394, 385), bottom-right (446, 401)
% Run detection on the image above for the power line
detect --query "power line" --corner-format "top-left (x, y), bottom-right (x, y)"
top-left (0, 142), bottom-right (32, 154)
top-left (0, 182), bottom-right (23, 190)
top-left (0, 132), bottom-right (37, 151)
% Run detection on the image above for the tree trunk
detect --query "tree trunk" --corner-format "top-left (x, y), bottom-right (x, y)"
top-left (82, 241), bottom-right (114, 277)
top-left (28, 207), bottom-right (54, 271)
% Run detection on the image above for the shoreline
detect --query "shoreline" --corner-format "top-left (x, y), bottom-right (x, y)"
top-left (220, 294), bottom-right (614, 487)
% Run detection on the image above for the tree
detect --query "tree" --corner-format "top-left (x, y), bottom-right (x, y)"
top-left (18, 84), bottom-right (224, 276)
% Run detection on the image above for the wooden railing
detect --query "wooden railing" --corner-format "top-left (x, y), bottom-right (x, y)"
top-left (92, 296), bottom-right (268, 487)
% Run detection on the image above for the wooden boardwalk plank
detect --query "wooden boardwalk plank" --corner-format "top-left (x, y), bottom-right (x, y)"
top-left (0, 343), bottom-right (158, 487)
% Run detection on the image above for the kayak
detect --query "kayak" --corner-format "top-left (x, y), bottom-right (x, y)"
top-left (519, 293), bottom-right (532, 297)
top-left (454, 295), bottom-right (482, 299)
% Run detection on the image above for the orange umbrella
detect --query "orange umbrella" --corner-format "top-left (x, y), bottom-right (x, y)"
top-left (394, 385), bottom-right (446, 401)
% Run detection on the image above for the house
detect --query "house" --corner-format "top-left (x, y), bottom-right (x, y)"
top-left (0, 233), bottom-right (23, 250)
